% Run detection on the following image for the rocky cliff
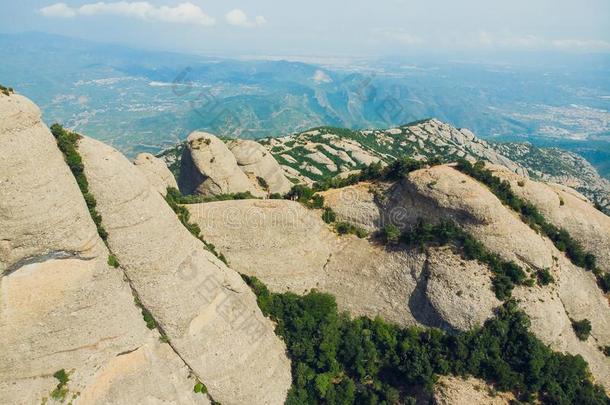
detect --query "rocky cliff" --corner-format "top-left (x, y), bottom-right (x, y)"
top-left (0, 93), bottom-right (291, 404)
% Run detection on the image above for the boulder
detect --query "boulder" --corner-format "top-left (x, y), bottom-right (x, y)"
top-left (134, 152), bottom-right (178, 196)
top-left (79, 136), bottom-right (292, 404)
top-left (228, 139), bottom-right (293, 195)
top-left (179, 132), bottom-right (261, 197)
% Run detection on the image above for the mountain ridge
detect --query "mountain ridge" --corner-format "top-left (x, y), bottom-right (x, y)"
top-left (158, 118), bottom-right (610, 213)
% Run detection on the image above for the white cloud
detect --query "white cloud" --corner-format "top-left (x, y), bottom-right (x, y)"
top-left (472, 32), bottom-right (610, 52)
top-left (39, 2), bottom-right (215, 26)
top-left (225, 8), bottom-right (267, 28)
top-left (373, 28), bottom-right (424, 45)
top-left (39, 3), bottom-right (76, 18)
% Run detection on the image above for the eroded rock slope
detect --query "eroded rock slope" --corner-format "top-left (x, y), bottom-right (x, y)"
top-left (0, 93), bottom-right (207, 405)
top-left (79, 136), bottom-right (292, 405)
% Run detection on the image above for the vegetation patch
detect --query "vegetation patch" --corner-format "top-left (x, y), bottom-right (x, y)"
top-left (536, 268), bottom-right (554, 286)
top-left (166, 187), bottom-right (257, 205)
top-left (456, 160), bottom-right (608, 292)
top-left (571, 319), bottom-right (592, 341)
top-left (321, 207), bottom-right (337, 224)
top-left (49, 369), bottom-right (70, 402)
top-left (243, 275), bottom-right (608, 404)
top-left (193, 381), bottom-right (208, 394)
top-left (334, 222), bottom-right (368, 239)
top-left (0, 84), bottom-right (14, 96)
top-left (256, 176), bottom-right (269, 191)
top-left (51, 124), bottom-right (108, 242)
top-left (107, 254), bottom-right (120, 268)
top-left (165, 188), bottom-right (228, 264)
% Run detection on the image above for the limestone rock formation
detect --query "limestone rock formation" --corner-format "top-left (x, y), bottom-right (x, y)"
top-left (79, 136), bottom-right (292, 404)
top-left (134, 152), bottom-right (178, 195)
top-left (319, 182), bottom-right (382, 233)
top-left (0, 93), bottom-right (206, 405)
top-left (227, 139), bottom-right (293, 195)
top-left (383, 164), bottom-right (610, 387)
top-left (424, 247), bottom-right (501, 332)
top-left (179, 132), bottom-right (261, 197)
top-left (488, 164), bottom-right (610, 272)
top-left (186, 200), bottom-right (499, 331)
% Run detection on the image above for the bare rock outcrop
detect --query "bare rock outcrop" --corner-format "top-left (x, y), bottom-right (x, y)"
top-left (382, 165), bottom-right (610, 387)
top-left (0, 94), bottom-right (206, 404)
top-left (424, 247), bottom-right (501, 331)
top-left (228, 139), bottom-right (293, 195)
top-left (79, 136), bottom-right (291, 405)
top-left (187, 200), bottom-right (500, 330)
top-left (179, 132), bottom-right (261, 197)
top-left (433, 376), bottom-right (514, 405)
top-left (489, 164), bottom-right (610, 272)
top-left (319, 182), bottom-right (382, 232)
top-left (134, 152), bottom-right (178, 195)
top-left (384, 165), bottom-right (554, 271)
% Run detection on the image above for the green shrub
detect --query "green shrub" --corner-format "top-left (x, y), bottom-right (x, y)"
top-left (0, 84), bottom-right (14, 96)
top-left (571, 319), bottom-right (592, 341)
top-left (321, 207), bottom-right (337, 224)
top-left (537, 268), bottom-right (554, 286)
top-left (334, 222), bottom-right (368, 238)
top-left (380, 224), bottom-right (401, 244)
top-left (50, 369), bottom-right (69, 401)
top-left (194, 381), bottom-right (208, 394)
top-left (107, 254), bottom-right (120, 268)
top-left (256, 176), bottom-right (269, 191)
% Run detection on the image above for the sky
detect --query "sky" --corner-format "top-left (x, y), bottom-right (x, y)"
top-left (0, 0), bottom-right (609, 58)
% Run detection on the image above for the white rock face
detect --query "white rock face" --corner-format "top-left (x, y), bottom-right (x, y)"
top-left (385, 165), bottom-right (554, 271)
top-left (134, 152), bottom-right (178, 195)
top-left (489, 164), bottom-right (610, 273)
top-left (0, 94), bottom-right (206, 405)
top-left (319, 182), bottom-right (382, 232)
top-left (180, 132), bottom-right (261, 197)
top-left (79, 136), bottom-right (292, 405)
top-left (187, 200), bottom-right (500, 330)
top-left (228, 139), bottom-right (293, 195)
top-left (425, 247), bottom-right (501, 331)
top-left (383, 164), bottom-right (610, 388)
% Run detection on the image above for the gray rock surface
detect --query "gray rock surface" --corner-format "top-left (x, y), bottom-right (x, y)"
top-left (134, 152), bottom-right (178, 195)
top-left (489, 164), bottom-right (610, 272)
top-left (179, 132), bottom-right (261, 197)
top-left (187, 200), bottom-right (500, 331)
top-left (228, 139), bottom-right (293, 195)
top-left (79, 136), bottom-right (292, 405)
top-left (0, 93), bottom-right (207, 405)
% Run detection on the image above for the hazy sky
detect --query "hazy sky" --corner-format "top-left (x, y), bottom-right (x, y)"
top-left (1, 0), bottom-right (609, 57)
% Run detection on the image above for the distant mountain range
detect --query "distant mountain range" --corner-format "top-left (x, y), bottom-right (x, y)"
top-left (1, 31), bottom-right (609, 179)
